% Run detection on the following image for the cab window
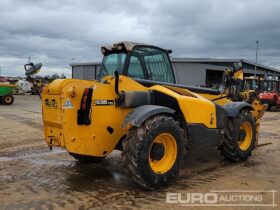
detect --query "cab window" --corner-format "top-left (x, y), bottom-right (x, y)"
top-left (130, 47), bottom-right (175, 83)
top-left (127, 56), bottom-right (145, 79)
top-left (144, 53), bottom-right (174, 83)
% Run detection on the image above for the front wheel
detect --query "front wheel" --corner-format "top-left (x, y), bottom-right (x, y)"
top-left (121, 115), bottom-right (184, 190)
top-left (221, 110), bottom-right (256, 161)
top-left (2, 94), bottom-right (14, 105)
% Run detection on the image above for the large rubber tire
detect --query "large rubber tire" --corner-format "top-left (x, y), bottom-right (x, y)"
top-left (221, 110), bottom-right (256, 162)
top-left (69, 152), bottom-right (104, 164)
top-left (2, 94), bottom-right (14, 105)
top-left (121, 115), bottom-right (184, 190)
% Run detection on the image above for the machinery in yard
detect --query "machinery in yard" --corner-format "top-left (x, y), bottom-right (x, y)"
top-left (30, 78), bottom-right (43, 95)
top-left (198, 62), bottom-right (266, 143)
top-left (243, 76), bottom-right (263, 95)
top-left (0, 83), bottom-right (16, 105)
top-left (242, 76), bottom-right (280, 111)
top-left (259, 79), bottom-right (280, 111)
top-left (15, 79), bottom-right (32, 94)
top-left (26, 41), bottom-right (266, 189)
top-left (24, 63), bottom-right (43, 99)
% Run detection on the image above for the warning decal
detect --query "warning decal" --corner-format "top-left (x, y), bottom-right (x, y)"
top-left (63, 98), bottom-right (74, 109)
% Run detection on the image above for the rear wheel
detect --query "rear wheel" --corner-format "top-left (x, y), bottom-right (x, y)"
top-left (69, 153), bottom-right (104, 163)
top-left (221, 110), bottom-right (256, 161)
top-left (121, 115), bottom-right (184, 190)
top-left (2, 95), bottom-right (14, 105)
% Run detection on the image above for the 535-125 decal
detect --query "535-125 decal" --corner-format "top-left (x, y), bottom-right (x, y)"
top-left (93, 100), bottom-right (114, 106)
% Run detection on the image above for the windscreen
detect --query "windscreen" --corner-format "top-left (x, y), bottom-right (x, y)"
top-left (245, 79), bottom-right (259, 91)
top-left (261, 81), bottom-right (279, 92)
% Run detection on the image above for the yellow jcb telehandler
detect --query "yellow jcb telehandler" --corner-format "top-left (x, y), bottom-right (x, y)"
top-left (26, 42), bottom-right (266, 189)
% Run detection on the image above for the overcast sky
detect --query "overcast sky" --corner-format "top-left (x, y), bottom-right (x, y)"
top-left (0, 0), bottom-right (280, 77)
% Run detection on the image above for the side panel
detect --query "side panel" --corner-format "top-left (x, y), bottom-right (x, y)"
top-left (188, 124), bottom-right (224, 150)
top-left (149, 85), bottom-right (218, 128)
top-left (198, 93), bottom-right (231, 106)
top-left (215, 103), bottom-right (228, 129)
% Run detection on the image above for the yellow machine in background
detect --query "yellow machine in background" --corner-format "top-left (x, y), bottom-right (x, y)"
top-left (198, 63), bottom-right (266, 144)
top-left (26, 42), bottom-right (266, 189)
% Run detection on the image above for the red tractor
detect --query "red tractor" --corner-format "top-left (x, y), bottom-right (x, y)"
top-left (259, 79), bottom-right (280, 111)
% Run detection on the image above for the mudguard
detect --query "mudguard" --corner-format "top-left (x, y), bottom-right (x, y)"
top-left (223, 102), bottom-right (253, 117)
top-left (122, 105), bottom-right (175, 128)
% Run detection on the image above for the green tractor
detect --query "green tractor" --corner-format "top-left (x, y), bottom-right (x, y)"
top-left (0, 84), bottom-right (16, 105)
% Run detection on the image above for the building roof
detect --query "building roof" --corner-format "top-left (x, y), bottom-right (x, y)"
top-left (69, 61), bottom-right (101, 67)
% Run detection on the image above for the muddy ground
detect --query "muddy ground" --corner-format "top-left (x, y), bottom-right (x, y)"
top-left (0, 95), bottom-right (279, 210)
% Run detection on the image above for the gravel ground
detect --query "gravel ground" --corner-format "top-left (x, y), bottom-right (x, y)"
top-left (0, 95), bottom-right (279, 210)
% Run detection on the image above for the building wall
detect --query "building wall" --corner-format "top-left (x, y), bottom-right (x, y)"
top-left (172, 62), bottom-right (280, 86)
top-left (72, 65), bottom-right (101, 80)
top-left (71, 62), bottom-right (280, 86)
top-left (172, 63), bottom-right (228, 86)
top-left (242, 64), bottom-right (278, 77)
top-left (84, 65), bottom-right (96, 80)
top-left (72, 66), bottom-right (84, 79)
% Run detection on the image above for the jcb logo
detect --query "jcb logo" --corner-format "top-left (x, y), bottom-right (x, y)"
top-left (45, 99), bottom-right (57, 108)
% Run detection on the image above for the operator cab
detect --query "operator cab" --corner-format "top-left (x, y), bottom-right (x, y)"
top-left (100, 41), bottom-right (222, 95)
top-left (260, 79), bottom-right (280, 93)
top-left (100, 41), bottom-right (175, 83)
top-left (244, 77), bottom-right (261, 92)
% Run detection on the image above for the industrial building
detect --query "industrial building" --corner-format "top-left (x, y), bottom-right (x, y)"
top-left (70, 58), bottom-right (280, 88)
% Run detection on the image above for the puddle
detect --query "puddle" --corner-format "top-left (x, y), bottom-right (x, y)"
top-left (28, 158), bottom-right (74, 167)
top-left (0, 149), bottom-right (66, 162)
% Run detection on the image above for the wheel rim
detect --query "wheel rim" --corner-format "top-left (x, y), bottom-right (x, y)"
top-left (238, 122), bottom-right (252, 151)
top-left (149, 133), bottom-right (177, 174)
top-left (5, 96), bottom-right (12, 104)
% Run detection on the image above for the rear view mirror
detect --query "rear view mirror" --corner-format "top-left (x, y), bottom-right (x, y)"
top-left (25, 63), bottom-right (42, 76)
top-left (165, 49), bottom-right (173, 54)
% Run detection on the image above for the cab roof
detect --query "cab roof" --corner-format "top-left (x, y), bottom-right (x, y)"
top-left (100, 41), bottom-right (167, 54)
